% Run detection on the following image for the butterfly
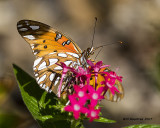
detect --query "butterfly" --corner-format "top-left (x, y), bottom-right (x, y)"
top-left (17, 20), bottom-right (124, 102)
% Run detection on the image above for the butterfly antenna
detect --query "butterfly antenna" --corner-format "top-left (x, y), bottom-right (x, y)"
top-left (91, 17), bottom-right (97, 48)
top-left (94, 41), bottom-right (123, 50)
top-left (94, 46), bottom-right (103, 60)
top-left (94, 41), bottom-right (123, 59)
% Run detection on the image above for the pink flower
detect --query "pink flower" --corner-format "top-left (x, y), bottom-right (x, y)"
top-left (87, 105), bottom-right (101, 122)
top-left (109, 71), bottom-right (123, 82)
top-left (73, 85), bottom-right (88, 103)
top-left (88, 85), bottom-right (104, 106)
top-left (87, 60), bottom-right (110, 88)
top-left (99, 70), bottom-right (123, 95)
top-left (70, 66), bottom-right (90, 85)
top-left (101, 81), bottom-right (119, 95)
top-left (101, 72), bottom-right (121, 95)
top-left (64, 95), bottom-right (88, 120)
top-left (57, 62), bottom-right (70, 97)
top-left (86, 74), bottom-right (91, 85)
top-left (62, 59), bottom-right (123, 121)
top-left (101, 71), bottom-right (122, 83)
top-left (87, 60), bottom-right (109, 72)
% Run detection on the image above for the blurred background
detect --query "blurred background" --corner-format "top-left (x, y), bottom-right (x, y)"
top-left (0, 0), bottom-right (160, 128)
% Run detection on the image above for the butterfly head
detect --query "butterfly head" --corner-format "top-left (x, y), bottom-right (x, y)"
top-left (86, 47), bottom-right (94, 57)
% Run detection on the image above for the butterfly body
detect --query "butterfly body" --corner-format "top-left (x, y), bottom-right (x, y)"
top-left (17, 20), bottom-right (124, 101)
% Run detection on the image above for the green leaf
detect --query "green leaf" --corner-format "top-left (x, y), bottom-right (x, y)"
top-left (13, 64), bottom-right (116, 128)
top-left (94, 117), bottom-right (116, 123)
top-left (123, 124), bottom-right (160, 128)
top-left (13, 64), bottom-right (71, 128)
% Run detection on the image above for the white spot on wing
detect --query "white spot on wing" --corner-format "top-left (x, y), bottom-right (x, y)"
top-left (77, 59), bottom-right (80, 65)
top-left (19, 28), bottom-right (28, 31)
top-left (30, 25), bottom-right (40, 30)
top-left (49, 59), bottom-right (58, 66)
top-left (25, 21), bottom-right (29, 25)
top-left (66, 52), bottom-right (79, 58)
top-left (48, 52), bottom-right (56, 55)
top-left (64, 60), bottom-right (72, 66)
top-left (35, 73), bottom-right (38, 77)
top-left (61, 85), bottom-right (65, 91)
top-left (58, 53), bottom-right (67, 58)
top-left (54, 77), bottom-right (60, 85)
top-left (42, 84), bottom-right (46, 89)
top-left (34, 52), bottom-right (38, 55)
top-left (113, 95), bottom-right (117, 101)
top-left (106, 91), bottom-right (110, 99)
top-left (117, 97), bottom-right (120, 102)
top-left (72, 61), bottom-right (77, 68)
top-left (73, 61), bottom-right (77, 65)
top-left (33, 67), bottom-right (36, 70)
top-left (80, 56), bottom-right (84, 62)
top-left (23, 35), bottom-right (35, 40)
top-left (54, 66), bottom-right (62, 70)
top-left (104, 69), bottom-right (109, 72)
top-left (50, 73), bottom-right (55, 81)
top-left (36, 77), bottom-right (39, 81)
top-left (38, 61), bottom-right (47, 70)
top-left (38, 75), bottom-right (46, 84)
top-left (31, 45), bottom-right (34, 49)
top-left (45, 86), bottom-right (49, 91)
top-left (33, 57), bottom-right (42, 67)
top-left (17, 24), bottom-right (23, 27)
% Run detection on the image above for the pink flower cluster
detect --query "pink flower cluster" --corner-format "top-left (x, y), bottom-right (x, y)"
top-left (65, 85), bottom-right (103, 121)
top-left (57, 60), bottom-right (122, 122)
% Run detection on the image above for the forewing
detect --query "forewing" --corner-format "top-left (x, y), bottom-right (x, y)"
top-left (17, 20), bottom-right (82, 56)
top-left (17, 20), bottom-right (82, 93)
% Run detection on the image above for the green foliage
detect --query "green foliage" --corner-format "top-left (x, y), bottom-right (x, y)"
top-left (94, 117), bottom-right (116, 123)
top-left (124, 124), bottom-right (160, 128)
top-left (13, 64), bottom-right (71, 128)
top-left (13, 64), bottom-right (117, 128)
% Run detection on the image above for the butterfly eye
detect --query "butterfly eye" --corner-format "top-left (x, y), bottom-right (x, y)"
top-left (87, 48), bottom-right (91, 54)
top-left (87, 48), bottom-right (91, 51)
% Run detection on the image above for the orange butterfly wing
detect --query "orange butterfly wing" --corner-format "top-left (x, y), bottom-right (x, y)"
top-left (89, 63), bottom-right (124, 102)
top-left (17, 20), bottom-right (82, 93)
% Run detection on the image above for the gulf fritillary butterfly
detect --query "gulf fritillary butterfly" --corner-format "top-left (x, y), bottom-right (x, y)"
top-left (17, 20), bottom-right (124, 102)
